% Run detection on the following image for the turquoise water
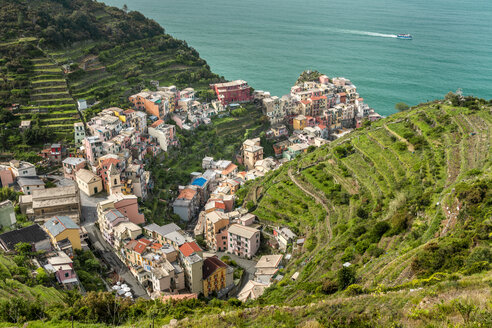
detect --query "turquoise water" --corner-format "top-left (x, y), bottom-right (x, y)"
top-left (104, 0), bottom-right (492, 116)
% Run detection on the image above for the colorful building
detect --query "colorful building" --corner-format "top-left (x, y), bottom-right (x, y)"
top-left (227, 224), bottom-right (260, 259)
top-left (43, 215), bottom-right (82, 250)
top-left (211, 80), bottom-right (252, 106)
top-left (202, 256), bottom-right (230, 297)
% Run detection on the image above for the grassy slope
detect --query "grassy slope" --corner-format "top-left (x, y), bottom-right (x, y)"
top-left (0, 253), bottom-right (65, 305)
top-left (239, 101), bottom-right (491, 294)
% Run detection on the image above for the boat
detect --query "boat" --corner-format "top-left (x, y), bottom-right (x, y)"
top-left (397, 34), bottom-right (413, 40)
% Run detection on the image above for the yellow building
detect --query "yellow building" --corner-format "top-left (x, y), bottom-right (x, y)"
top-left (43, 216), bottom-right (81, 250)
top-left (76, 169), bottom-right (103, 196)
top-left (202, 256), bottom-right (228, 297)
top-left (293, 115), bottom-right (307, 130)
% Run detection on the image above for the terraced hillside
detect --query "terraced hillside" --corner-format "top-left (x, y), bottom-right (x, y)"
top-left (0, 0), bottom-right (221, 149)
top-left (244, 98), bottom-right (491, 305)
top-left (47, 34), bottom-right (218, 115)
top-left (23, 56), bottom-right (79, 138)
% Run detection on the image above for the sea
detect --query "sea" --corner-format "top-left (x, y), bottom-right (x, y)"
top-left (103, 0), bottom-right (492, 116)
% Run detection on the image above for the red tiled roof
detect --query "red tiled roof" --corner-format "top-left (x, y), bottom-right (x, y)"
top-left (177, 188), bottom-right (197, 200)
top-left (179, 241), bottom-right (202, 257)
top-left (123, 109), bottom-right (135, 114)
top-left (301, 100), bottom-right (311, 105)
top-left (151, 119), bottom-right (164, 128)
top-left (222, 163), bottom-right (237, 176)
top-left (100, 158), bottom-right (120, 169)
top-left (311, 95), bottom-right (327, 101)
top-left (150, 243), bottom-right (163, 250)
top-left (202, 256), bottom-right (227, 280)
top-left (132, 238), bottom-right (151, 254)
top-left (215, 201), bottom-right (226, 210)
top-left (133, 242), bottom-right (146, 254)
top-left (339, 92), bottom-right (347, 96)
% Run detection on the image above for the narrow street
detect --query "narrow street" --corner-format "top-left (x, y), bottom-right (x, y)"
top-left (51, 176), bottom-right (149, 299)
top-left (85, 223), bottom-right (149, 299)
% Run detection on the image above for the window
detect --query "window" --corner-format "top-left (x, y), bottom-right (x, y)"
top-left (65, 272), bottom-right (69, 278)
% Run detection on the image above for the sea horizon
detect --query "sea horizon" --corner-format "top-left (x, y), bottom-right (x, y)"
top-left (103, 0), bottom-right (492, 116)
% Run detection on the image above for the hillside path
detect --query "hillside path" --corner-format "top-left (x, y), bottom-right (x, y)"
top-left (288, 169), bottom-right (333, 240)
top-left (384, 123), bottom-right (415, 152)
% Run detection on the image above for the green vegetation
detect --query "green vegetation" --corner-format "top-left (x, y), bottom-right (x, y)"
top-left (395, 102), bottom-right (410, 111)
top-left (0, 248), bottom-right (65, 312)
top-left (0, 0), bottom-right (222, 150)
top-left (242, 98), bottom-right (491, 310)
top-left (142, 104), bottom-right (269, 225)
top-left (296, 70), bottom-right (323, 85)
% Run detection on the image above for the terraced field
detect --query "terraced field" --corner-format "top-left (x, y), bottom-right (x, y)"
top-left (246, 102), bottom-right (491, 304)
top-left (44, 35), bottom-right (220, 118)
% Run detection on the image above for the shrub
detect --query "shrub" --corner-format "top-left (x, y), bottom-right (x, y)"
top-left (305, 236), bottom-right (316, 251)
top-left (395, 142), bottom-right (407, 151)
top-left (345, 284), bottom-right (364, 296)
top-left (411, 238), bottom-right (470, 277)
top-left (465, 246), bottom-right (492, 266)
top-left (366, 244), bottom-right (384, 258)
top-left (395, 102), bottom-right (410, 111)
top-left (372, 221), bottom-right (390, 240)
top-left (321, 279), bottom-right (338, 295)
top-left (355, 240), bottom-right (370, 255)
top-left (341, 246), bottom-right (355, 262)
top-left (356, 207), bottom-right (368, 219)
top-left (337, 266), bottom-right (356, 290)
top-left (462, 261), bottom-right (490, 275)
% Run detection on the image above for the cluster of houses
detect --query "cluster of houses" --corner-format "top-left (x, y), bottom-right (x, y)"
top-left (129, 85), bottom-right (229, 132)
top-left (0, 159), bottom-right (88, 287)
top-left (257, 74), bottom-right (381, 129)
top-left (0, 76), bottom-right (344, 302)
top-left (254, 74), bottom-right (382, 160)
top-left (97, 203), bottom-right (236, 298)
top-left (71, 107), bottom-right (159, 200)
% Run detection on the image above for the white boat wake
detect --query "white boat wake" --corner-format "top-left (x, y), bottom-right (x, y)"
top-left (335, 29), bottom-right (397, 38)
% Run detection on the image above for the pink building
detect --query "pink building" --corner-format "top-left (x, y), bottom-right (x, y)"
top-left (83, 136), bottom-right (103, 165)
top-left (108, 193), bottom-right (145, 225)
top-left (211, 80), bottom-right (252, 106)
top-left (319, 75), bottom-right (330, 84)
top-left (47, 252), bottom-right (78, 286)
top-left (0, 165), bottom-right (14, 187)
top-left (227, 224), bottom-right (260, 259)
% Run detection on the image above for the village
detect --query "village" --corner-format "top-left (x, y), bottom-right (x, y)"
top-left (0, 73), bottom-right (381, 303)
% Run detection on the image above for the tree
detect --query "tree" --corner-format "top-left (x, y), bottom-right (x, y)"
top-left (14, 242), bottom-right (32, 256)
top-left (36, 267), bottom-right (50, 285)
top-left (395, 102), bottom-right (410, 112)
top-left (122, 4), bottom-right (128, 13)
top-left (337, 266), bottom-right (356, 290)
